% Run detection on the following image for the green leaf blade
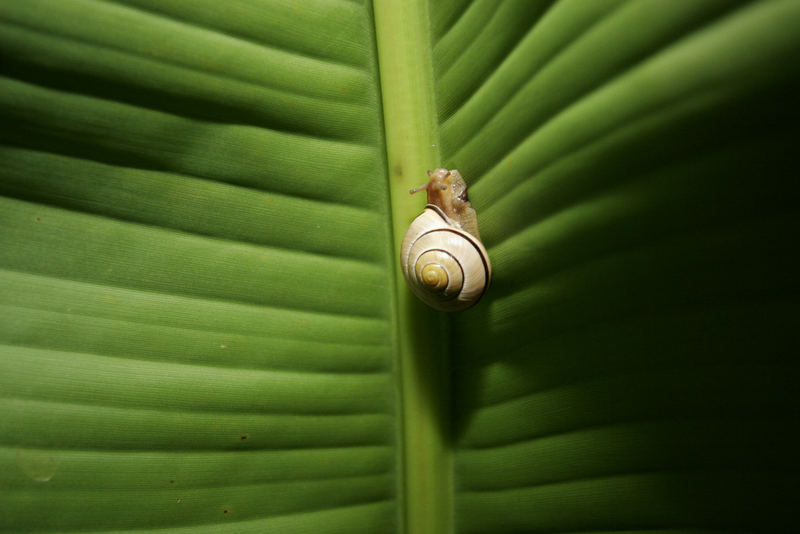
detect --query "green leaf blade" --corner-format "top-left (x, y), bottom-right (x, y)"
top-left (0, 1), bottom-right (398, 532)
top-left (442, 1), bottom-right (800, 532)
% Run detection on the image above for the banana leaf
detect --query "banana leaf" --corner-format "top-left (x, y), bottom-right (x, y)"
top-left (1, 1), bottom-right (798, 533)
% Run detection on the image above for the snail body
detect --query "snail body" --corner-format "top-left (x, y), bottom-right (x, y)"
top-left (400, 168), bottom-right (491, 312)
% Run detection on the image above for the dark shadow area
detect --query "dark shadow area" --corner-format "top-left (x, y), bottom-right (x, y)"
top-left (447, 62), bottom-right (800, 533)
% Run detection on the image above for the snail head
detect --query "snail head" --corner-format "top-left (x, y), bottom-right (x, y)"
top-left (410, 168), bottom-right (453, 212)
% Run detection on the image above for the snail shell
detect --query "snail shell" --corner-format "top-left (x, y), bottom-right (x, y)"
top-left (401, 169), bottom-right (491, 312)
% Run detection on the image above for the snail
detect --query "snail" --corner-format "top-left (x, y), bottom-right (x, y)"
top-left (400, 168), bottom-right (491, 312)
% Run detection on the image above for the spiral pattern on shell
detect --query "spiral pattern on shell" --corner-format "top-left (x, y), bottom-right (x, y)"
top-left (401, 205), bottom-right (491, 312)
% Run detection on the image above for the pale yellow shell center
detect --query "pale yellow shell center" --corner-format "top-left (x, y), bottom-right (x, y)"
top-left (420, 263), bottom-right (448, 291)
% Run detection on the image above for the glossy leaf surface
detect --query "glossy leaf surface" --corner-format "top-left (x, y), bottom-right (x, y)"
top-left (1, 1), bottom-right (798, 533)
